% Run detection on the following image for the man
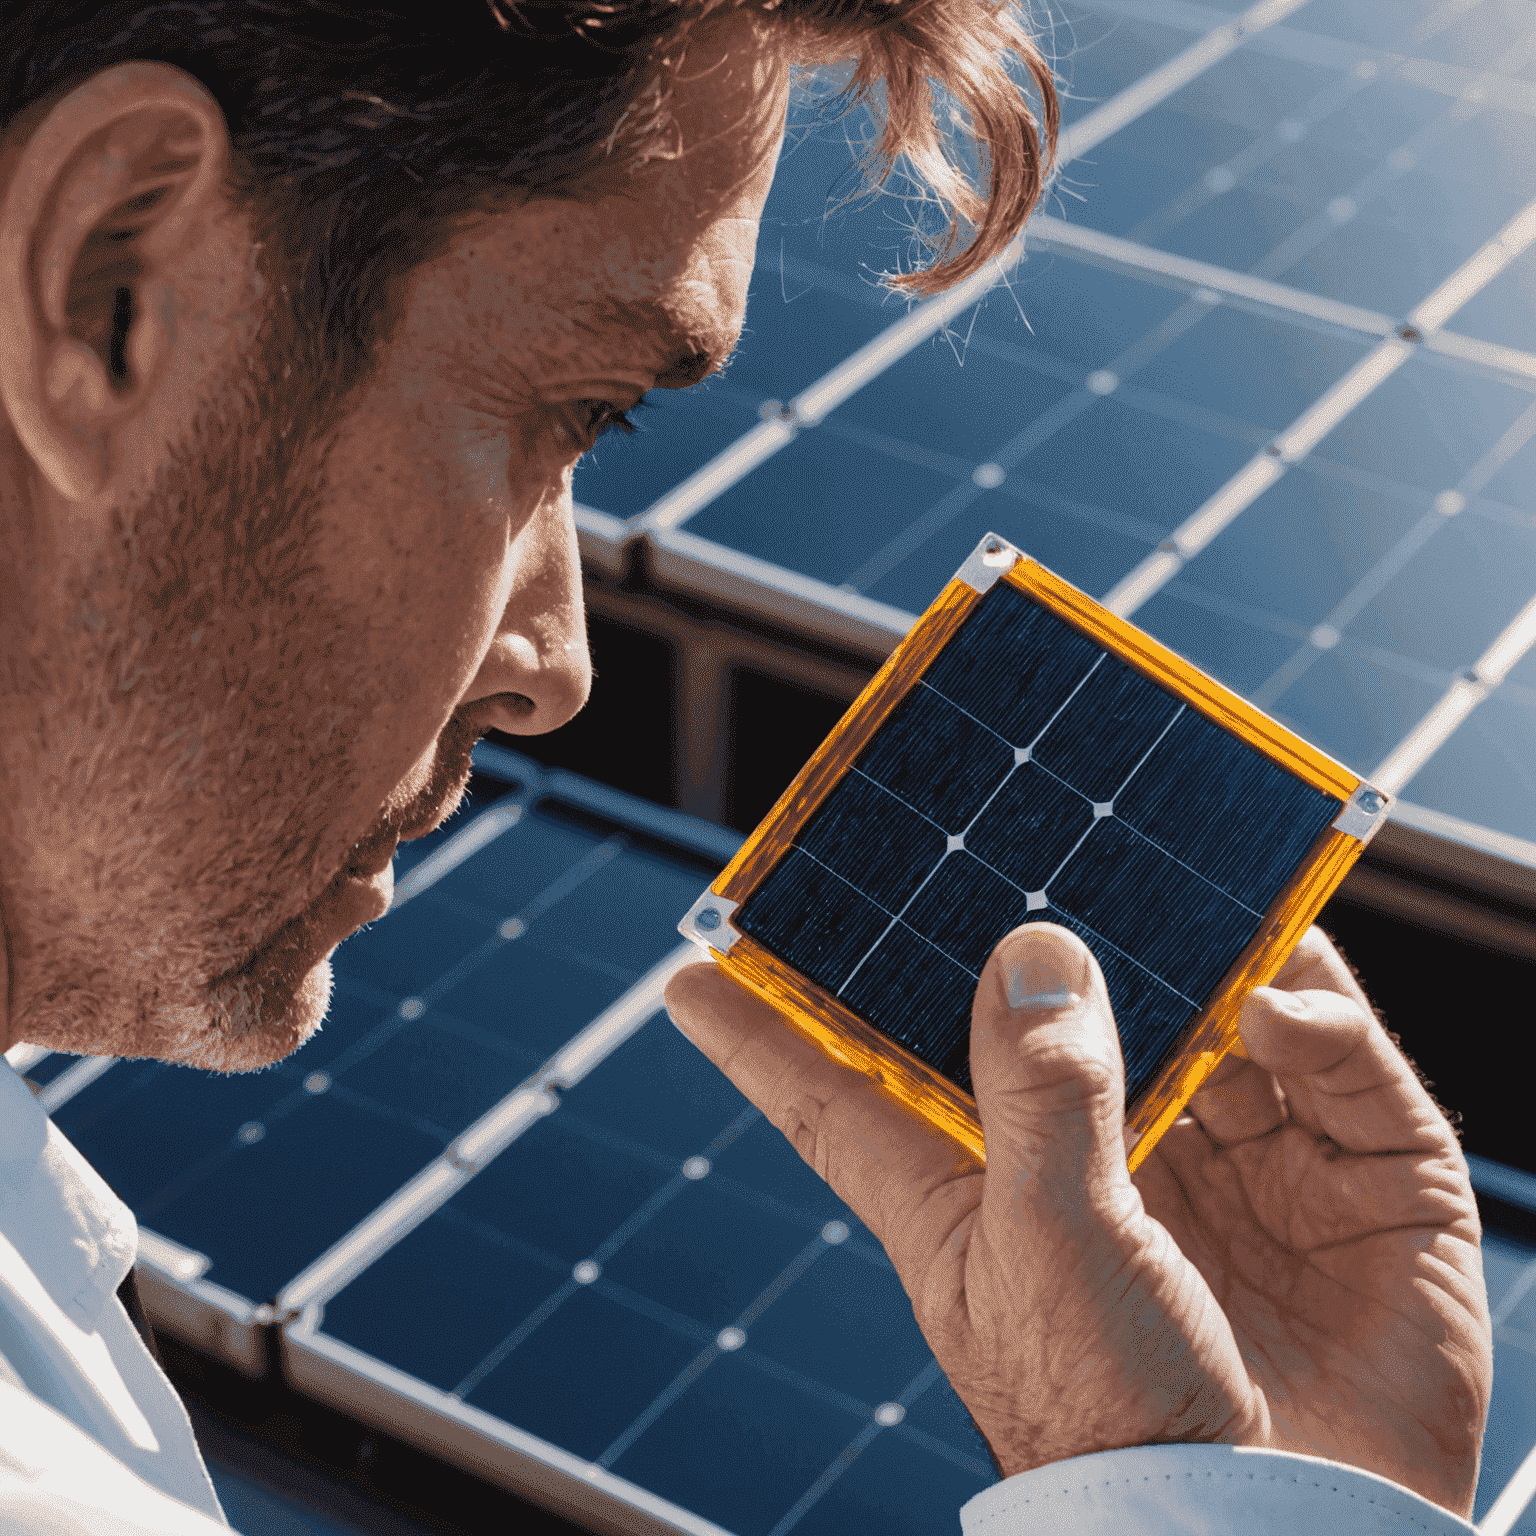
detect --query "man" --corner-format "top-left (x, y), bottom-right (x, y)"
top-left (0, 1), bottom-right (1491, 1532)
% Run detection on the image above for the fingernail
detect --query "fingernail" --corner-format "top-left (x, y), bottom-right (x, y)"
top-left (1002, 929), bottom-right (1092, 1011)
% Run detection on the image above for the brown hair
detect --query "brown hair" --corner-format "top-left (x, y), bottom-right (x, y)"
top-left (2, 0), bottom-right (1056, 382)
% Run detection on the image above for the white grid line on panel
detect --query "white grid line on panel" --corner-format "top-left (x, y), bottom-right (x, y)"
top-left (278, 942), bottom-right (697, 1312)
top-left (1372, 589), bottom-right (1536, 795)
top-left (1055, 0), bottom-right (1316, 165)
top-left (1025, 222), bottom-right (1536, 392)
top-left (35, 1055), bottom-right (116, 1116)
top-left (635, 0), bottom-right (1311, 539)
top-left (1103, 192), bottom-right (1536, 619)
top-left (1082, 0), bottom-right (1536, 111)
top-left (804, 684), bottom-right (1225, 1011)
top-left (765, 1361), bottom-right (955, 1536)
top-left (1251, 399), bottom-right (1536, 710)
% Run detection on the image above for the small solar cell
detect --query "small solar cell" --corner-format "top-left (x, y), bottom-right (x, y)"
top-left (686, 537), bottom-right (1383, 1167)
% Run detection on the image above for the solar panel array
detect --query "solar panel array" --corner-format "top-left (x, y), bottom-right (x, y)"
top-left (733, 575), bottom-right (1344, 1101)
top-left (572, 0), bottom-right (1536, 869)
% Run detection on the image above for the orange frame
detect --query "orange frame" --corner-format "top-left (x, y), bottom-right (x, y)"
top-left (689, 542), bottom-right (1381, 1174)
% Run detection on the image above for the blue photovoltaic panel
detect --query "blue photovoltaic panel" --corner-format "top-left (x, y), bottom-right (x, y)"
top-left (49, 756), bottom-right (721, 1306)
top-left (577, 0), bottom-right (1536, 857)
top-left (316, 1009), bottom-right (1002, 1536)
top-left (734, 578), bottom-right (1343, 1099)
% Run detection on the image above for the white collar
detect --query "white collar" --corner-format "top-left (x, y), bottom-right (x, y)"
top-left (0, 1059), bottom-right (136, 1328)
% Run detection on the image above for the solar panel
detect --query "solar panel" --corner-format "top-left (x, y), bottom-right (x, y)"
top-left (679, 533), bottom-right (1387, 1169)
top-left (285, 1009), bottom-right (1002, 1536)
top-left (572, 0), bottom-right (1536, 869)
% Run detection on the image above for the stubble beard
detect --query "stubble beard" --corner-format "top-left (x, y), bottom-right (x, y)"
top-left (2, 300), bottom-right (393, 1073)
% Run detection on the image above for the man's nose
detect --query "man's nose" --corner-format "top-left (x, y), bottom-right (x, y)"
top-left (469, 623), bottom-right (592, 737)
top-left (461, 500), bottom-right (592, 737)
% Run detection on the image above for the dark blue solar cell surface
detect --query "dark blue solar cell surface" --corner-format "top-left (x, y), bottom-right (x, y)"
top-left (735, 579), bottom-right (1343, 1103)
top-left (49, 756), bottom-right (724, 1304)
top-left (318, 1012), bottom-right (1002, 1536)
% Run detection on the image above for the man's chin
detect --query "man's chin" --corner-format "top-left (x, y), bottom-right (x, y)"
top-left (184, 952), bottom-right (335, 1073)
top-left (189, 863), bottom-right (392, 1072)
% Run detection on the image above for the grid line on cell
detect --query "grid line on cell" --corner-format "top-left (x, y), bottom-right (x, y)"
top-left (594, 1233), bottom-right (829, 1470)
top-left (1105, 185), bottom-right (1536, 622)
top-left (847, 765), bottom-right (947, 834)
top-left (1055, 0), bottom-right (1316, 166)
top-left (841, 48), bottom-right (1499, 602)
top-left (765, 1358), bottom-right (954, 1536)
top-left (793, 632), bottom-right (1270, 1024)
top-left (1373, 587), bottom-right (1536, 793)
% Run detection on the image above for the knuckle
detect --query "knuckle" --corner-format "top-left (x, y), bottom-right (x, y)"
top-left (1012, 1042), bottom-right (1119, 1108)
top-left (771, 1073), bottom-right (837, 1182)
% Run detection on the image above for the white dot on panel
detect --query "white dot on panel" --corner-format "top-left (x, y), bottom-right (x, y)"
top-left (1310, 624), bottom-right (1341, 650)
top-left (717, 1327), bottom-right (746, 1351)
top-left (399, 997), bottom-right (425, 1019)
top-left (1085, 369), bottom-right (1118, 396)
top-left (1465, 83), bottom-right (1485, 102)
top-left (1025, 890), bottom-right (1049, 911)
top-left (1014, 746), bottom-right (1030, 764)
top-left (500, 917), bottom-right (526, 940)
top-left (237, 1121), bottom-right (265, 1145)
top-left (973, 462), bottom-right (1005, 489)
top-left (304, 1071), bottom-right (331, 1095)
top-left (1387, 147), bottom-right (1416, 172)
top-left (1203, 165), bottom-right (1236, 195)
top-left (1435, 490), bottom-right (1466, 516)
top-left (1092, 801), bottom-right (1113, 819)
top-left (822, 1220), bottom-right (850, 1244)
top-left (682, 1156), bottom-right (711, 1180)
top-left (1278, 119), bottom-right (1306, 143)
top-left (946, 834), bottom-right (965, 853)
top-left (573, 1260), bottom-right (600, 1284)
top-left (874, 1403), bottom-right (906, 1426)
top-left (1193, 287), bottom-right (1222, 306)
top-left (1327, 197), bottom-right (1357, 224)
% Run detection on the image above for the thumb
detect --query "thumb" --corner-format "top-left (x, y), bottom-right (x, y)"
top-left (970, 923), bottom-right (1131, 1204)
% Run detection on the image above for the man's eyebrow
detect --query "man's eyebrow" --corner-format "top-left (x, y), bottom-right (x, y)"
top-left (592, 296), bottom-right (737, 387)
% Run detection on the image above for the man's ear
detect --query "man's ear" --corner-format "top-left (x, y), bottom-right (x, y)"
top-left (0, 62), bottom-right (231, 504)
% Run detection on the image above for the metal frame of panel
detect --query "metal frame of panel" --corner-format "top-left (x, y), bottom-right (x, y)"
top-left (676, 532), bottom-right (1390, 1174)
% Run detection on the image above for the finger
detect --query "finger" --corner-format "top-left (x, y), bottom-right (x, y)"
top-left (1236, 983), bottom-right (1453, 1155)
top-left (969, 924), bottom-right (1135, 1228)
top-left (663, 959), bottom-right (980, 1278)
top-left (1182, 1047), bottom-right (1286, 1147)
top-left (1269, 926), bottom-right (1374, 1015)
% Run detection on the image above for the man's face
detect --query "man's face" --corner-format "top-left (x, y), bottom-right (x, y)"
top-left (0, 18), bottom-right (790, 1070)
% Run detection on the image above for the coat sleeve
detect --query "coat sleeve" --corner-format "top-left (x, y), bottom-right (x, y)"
top-left (959, 1443), bottom-right (1480, 1535)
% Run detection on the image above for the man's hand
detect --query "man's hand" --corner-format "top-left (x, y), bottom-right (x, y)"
top-left (663, 924), bottom-right (1492, 1518)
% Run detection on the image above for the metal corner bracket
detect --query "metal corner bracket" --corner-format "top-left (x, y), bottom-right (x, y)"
top-left (1332, 780), bottom-right (1393, 845)
top-left (955, 532), bottom-right (1022, 594)
top-left (678, 890), bottom-right (741, 956)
